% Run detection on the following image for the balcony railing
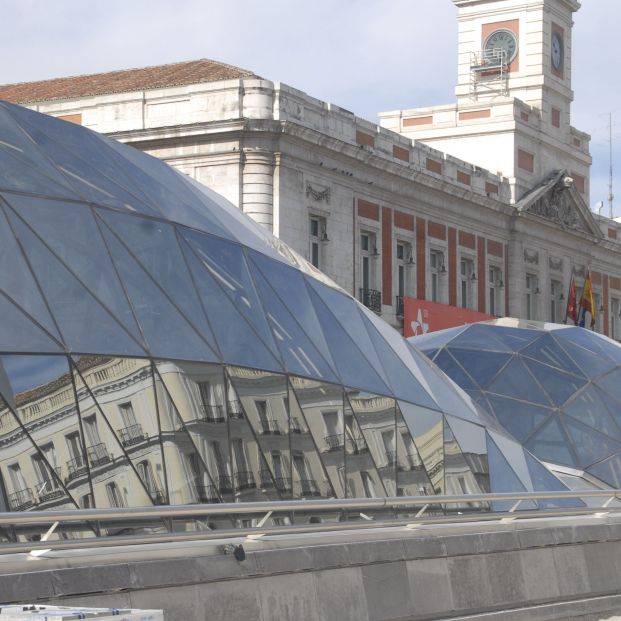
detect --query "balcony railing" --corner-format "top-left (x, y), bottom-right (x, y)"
top-left (299, 478), bottom-right (321, 497)
top-left (87, 443), bottom-right (112, 468)
top-left (118, 424), bottom-right (146, 447)
top-left (324, 434), bottom-right (344, 451)
top-left (196, 484), bottom-right (220, 503)
top-left (38, 469), bottom-right (64, 503)
top-left (259, 419), bottom-right (281, 435)
top-left (346, 434), bottom-right (369, 455)
top-left (260, 470), bottom-right (275, 488)
top-left (234, 471), bottom-right (256, 491)
top-left (274, 477), bottom-right (292, 494)
top-left (66, 456), bottom-right (88, 482)
top-left (228, 401), bottom-right (244, 419)
top-left (8, 487), bottom-right (35, 511)
top-left (396, 295), bottom-right (404, 318)
top-left (359, 288), bottom-right (381, 314)
top-left (150, 489), bottom-right (167, 505)
top-left (290, 417), bottom-right (304, 434)
top-left (215, 475), bottom-right (233, 494)
top-left (385, 449), bottom-right (397, 466)
top-left (200, 404), bottom-right (225, 423)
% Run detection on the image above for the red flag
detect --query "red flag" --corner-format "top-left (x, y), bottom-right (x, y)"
top-left (578, 270), bottom-right (596, 329)
top-left (566, 274), bottom-right (578, 325)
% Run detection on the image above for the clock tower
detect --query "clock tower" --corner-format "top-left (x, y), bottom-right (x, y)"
top-left (379, 0), bottom-right (591, 204)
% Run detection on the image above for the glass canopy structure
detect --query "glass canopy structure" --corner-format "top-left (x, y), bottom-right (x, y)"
top-left (412, 318), bottom-right (621, 489)
top-left (0, 101), bottom-right (578, 539)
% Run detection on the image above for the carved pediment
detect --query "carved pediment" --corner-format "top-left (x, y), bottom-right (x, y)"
top-left (516, 171), bottom-right (602, 238)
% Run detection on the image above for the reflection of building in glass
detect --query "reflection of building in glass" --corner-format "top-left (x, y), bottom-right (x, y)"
top-left (0, 102), bottom-right (580, 543)
top-left (413, 318), bottom-right (621, 490)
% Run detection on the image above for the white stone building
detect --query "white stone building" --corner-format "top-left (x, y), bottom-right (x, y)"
top-left (1, 0), bottom-right (620, 338)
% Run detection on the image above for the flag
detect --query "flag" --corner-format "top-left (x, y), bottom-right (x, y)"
top-left (578, 270), bottom-right (596, 329)
top-left (565, 273), bottom-right (578, 325)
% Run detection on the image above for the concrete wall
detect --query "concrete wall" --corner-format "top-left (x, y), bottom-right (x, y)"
top-left (5, 520), bottom-right (621, 620)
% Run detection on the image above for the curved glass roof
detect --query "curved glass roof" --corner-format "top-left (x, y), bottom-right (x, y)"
top-left (412, 318), bottom-right (621, 488)
top-left (0, 102), bottom-right (580, 532)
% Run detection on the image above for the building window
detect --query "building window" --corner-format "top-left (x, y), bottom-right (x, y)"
top-left (309, 216), bottom-right (326, 269)
top-left (460, 258), bottom-right (475, 309)
top-left (106, 481), bottom-right (125, 508)
top-left (489, 267), bottom-right (502, 316)
top-left (594, 293), bottom-right (603, 333)
top-left (550, 280), bottom-right (562, 323)
top-left (525, 274), bottom-right (537, 320)
top-left (611, 298), bottom-right (620, 341)
top-left (396, 242), bottom-right (413, 315)
top-left (360, 231), bottom-right (380, 312)
top-left (430, 250), bottom-right (445, 303)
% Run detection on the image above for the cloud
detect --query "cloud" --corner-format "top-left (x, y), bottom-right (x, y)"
top-left (1, 0), bottom-right (619, 213)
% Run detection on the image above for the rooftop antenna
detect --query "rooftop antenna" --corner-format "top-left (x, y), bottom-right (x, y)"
top-left (609, 112), bottom-right (614, 218)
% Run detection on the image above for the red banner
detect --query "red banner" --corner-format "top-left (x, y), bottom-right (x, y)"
top-left (403, 297), bottom-right (494, 337)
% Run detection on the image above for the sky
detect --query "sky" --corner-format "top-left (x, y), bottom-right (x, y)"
top-left (1, 0), bottom-right (620, 214)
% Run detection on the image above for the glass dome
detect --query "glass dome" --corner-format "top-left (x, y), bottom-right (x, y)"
top-left (411, 318), bottom-right (621, 488)
top-left (0, 101), bottom-right (578, 538)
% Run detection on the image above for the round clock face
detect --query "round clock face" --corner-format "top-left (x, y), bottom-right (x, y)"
top-left (484, 29), bottom-right (518, 63)
top-left (551, 32), bottom-right (564, 70)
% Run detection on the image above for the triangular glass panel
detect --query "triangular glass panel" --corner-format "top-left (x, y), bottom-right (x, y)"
top-left (561, 416), bottom-right (621, 469)
top-left (522, 358), bottom-right (587, 407)
top-left (444, 419), bottom-right (489, 511)
top-left (489, 325), bottom-right (543, 351)
top-left (395, 403), bottom-right (436, 498)
top-left (586, 452), bottom-right (621, 489)
top-left (485, 394), bottom-right (553, 443)
top-left (449, 324), bottom-right (514, 352)
top-left (398, 401), bottom-right (445, 494)
top-left (343, 394), bottom-right (387, 500)
top-left (358, 305), bottom-right (438, 408)
top-left (3, 104), bottom-right (161, 216)
top-left (552, 327), bottom-right (617, 361)
top-left (433, 350), bottom-right (478, 391)
top-left (4, 195), bottom-right (144, 344)
top-left (179, 228), bottom-right (281, 361)
top-left (524, 451), bottom-right (583, 509)
top-left (552, 335), bottom-right (616, 379)
top-left (289, 376), bottom-right (346, 497)
top-left (589, 333), bottom-right (621, 365)
top-left (0, 104), bottom-right (81, 200)
top-left (347, 391), bottom-right (396, 496)
top-left (73, 355), bottom-right (165, 506)
top-left (97, 209), bottom-right (219, 351)
top-left (563, 386), bottom-right (621, 441)
top-left (487, 358), bottom-right (552, 406)
top-left (0, 293), bottom-right (63, 353)
top-left (591, 384), bottom-right (621, 432)
top-left (444, 415), bottom-right (490, 494)
top-left (0, 387), bottom-right (86, 534)
top-left (448, 348), bottom-right (511, 389)
top-left (0, 204), bottom-right (61, 339)
top-left (249, 266), bottom-right (339, 383)
top-left (486, 432), bottom-right (536, 511)
top-left (525, 415), bottom-right (577, 467)
top-left (152, 363), bottom-right (227, 508)
top-left (521, 333), bottom-right (585, 377)
top-left (250, 252), bottom-right (337, 374)
top-left (225, 366), bottom-right (291, 503)
top-left (487, 429), bottom-right (532, 490)
top-left (306, 285), bottom-right (391, 395)
top-left (5, 209), bottom-right (146, 356)
top-left (227, 368), bottom-right (292, 499)
top-left (180, 237), bottom-right (283, 372)
top-left (97, 222), bottom-right (218, 361)
top-left (594, 368), bottom-right (621, 401)
top-left (0, 355), bottom-right (87, 512)
top-left (288, 378), bottom-right (337, 500)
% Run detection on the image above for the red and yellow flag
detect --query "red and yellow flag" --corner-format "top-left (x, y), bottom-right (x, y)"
top-left (578, 270), bottom-right (596, 329)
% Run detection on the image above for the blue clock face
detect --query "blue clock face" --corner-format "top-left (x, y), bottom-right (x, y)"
top-left (552, 32), bottom-right (564, 70)
top-left (484, 29), bottom-right (518, 63)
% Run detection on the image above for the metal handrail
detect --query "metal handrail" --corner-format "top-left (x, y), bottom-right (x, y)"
top-left (1, 489), bottom-right (619, 526)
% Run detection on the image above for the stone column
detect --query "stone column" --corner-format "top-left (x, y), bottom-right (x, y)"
top-left (241, 149), bottom-right (275, 231)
